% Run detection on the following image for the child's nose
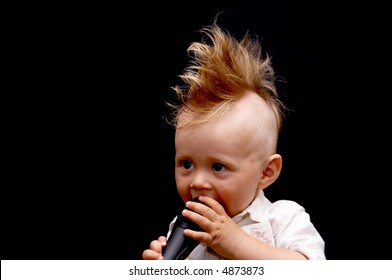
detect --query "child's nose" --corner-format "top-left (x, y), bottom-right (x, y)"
top-left (189, 171), bottom-right (212, 190)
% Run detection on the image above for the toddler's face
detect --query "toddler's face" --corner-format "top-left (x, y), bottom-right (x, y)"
top-left (174, 114), bottom-right (266, 217)
top-left (174, 92), bottom-right (279, 217)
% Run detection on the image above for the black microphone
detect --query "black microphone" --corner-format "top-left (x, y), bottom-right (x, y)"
top-left (162, 198), bottom-right (203, 260)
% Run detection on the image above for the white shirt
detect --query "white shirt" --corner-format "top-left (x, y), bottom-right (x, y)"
top-left (166, 190), bottom-right (326, 260)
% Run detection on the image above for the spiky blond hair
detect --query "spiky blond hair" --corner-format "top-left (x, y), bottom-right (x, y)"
top-left (167, 22), bottom-right (285, 134)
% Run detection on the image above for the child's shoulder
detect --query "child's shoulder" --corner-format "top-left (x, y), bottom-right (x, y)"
top-left (267, 199), bottom-right (308, 219)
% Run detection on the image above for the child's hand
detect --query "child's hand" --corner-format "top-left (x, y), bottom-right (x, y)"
top-left (142, 236), bottom-right (167, 260)
top-left (181, 195), bottom-right (249, 259)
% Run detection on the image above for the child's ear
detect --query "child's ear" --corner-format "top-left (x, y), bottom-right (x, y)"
top-left (258, 154), bottom-right (282, 190)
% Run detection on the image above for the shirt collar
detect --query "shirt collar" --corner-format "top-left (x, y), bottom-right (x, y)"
top-left (232, 190), bottom-right (271, 224)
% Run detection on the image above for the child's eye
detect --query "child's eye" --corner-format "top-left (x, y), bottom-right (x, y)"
top-left (212, 162), bottom-right (224, 172)
top-left (183, 160), bottom-right (192, 170)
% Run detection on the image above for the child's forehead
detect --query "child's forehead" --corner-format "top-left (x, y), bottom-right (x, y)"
top-left (175, 105), bottom-right (277, 160)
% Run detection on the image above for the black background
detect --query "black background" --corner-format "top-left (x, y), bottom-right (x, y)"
top-left (3, 0), bottom-right (391, 260)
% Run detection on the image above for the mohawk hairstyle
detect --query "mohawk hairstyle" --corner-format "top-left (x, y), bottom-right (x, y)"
top-left (167, 22), bottom-right (285, 133)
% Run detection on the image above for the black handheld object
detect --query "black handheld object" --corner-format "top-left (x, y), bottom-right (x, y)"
top-left (162, 198), bottom-right (203, 260)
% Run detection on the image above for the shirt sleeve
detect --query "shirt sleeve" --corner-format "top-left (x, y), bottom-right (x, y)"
top-left (269, 200), bottom-right (326, 260)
